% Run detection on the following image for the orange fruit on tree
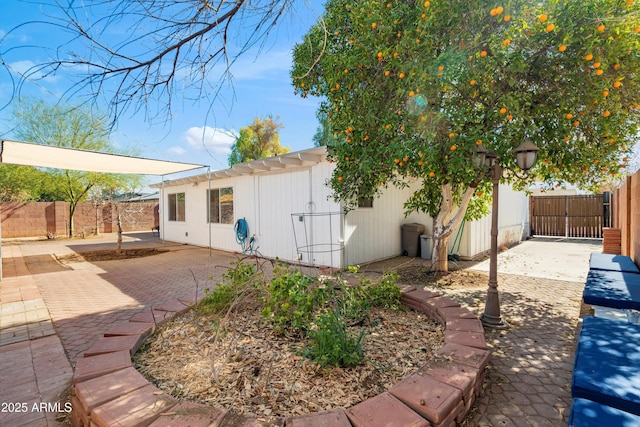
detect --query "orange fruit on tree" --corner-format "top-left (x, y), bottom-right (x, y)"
top-left (424, 0), bottom-right (430, 6)
top-left (603, 111), bottom-right (611, 117)
top-left (593, 62), bottom-right (601, 68)
top-left (500, 107), bottom-right (507, 114)
top-left (539, 14), bottom-right (548, 23)
top-left (450, 145), bottom-right (457, 151)
top-left (409, 90), bottom-right (415, 97)
top-left (470, 79), bottom-right (477, 85)
top-left (337, 176), bottom-right (343, 182)
top-left (394, 158), bottom-right (400, 163)
top-left (613, 81), bottom-right (622, 88)
top-left (504, 15), bottom-right (511, 22)
top-left (476, 139), bottom-right (483, 145)
top-left (597, 24), bottom-right (605, 32)
top-left (384, 70), bottom-right (390, 76)
top-left (635, 27), bottom-right (640, 33)
top-left (573, 120), bottom-right (580, 127)
top-left (399, 72), bottom-right (405, 78)
top-left (449, 132), bottom-right (456, 138)
top-left (371, 22), bottom-right (377, 29)
top-left (585, 53), bottom-right (593, 61)
top-left (418, 160), bottom-right (424, 166)
top-left (595, 69), bottom-right (604, 76)
top-left (546, 24), bottom-right (555, 32)
top-left (480, 50), bottom-right (488, 57)
top-left (429, 171), bottom-right (435, 177)
top-left (559, 45), bottom-right (567, 52)
top-left (507, 114), bottom-right (513, 120)
top-left (603, 90), bottom-right (609, 97)
top-left (613, 63), bottom-right (621, 70)
top-left (438, 65), bottom-right (444, 71)
top-left (502, 38), bottom-right (511, 46)
top-left (403, 156), bottom-right (409, 162)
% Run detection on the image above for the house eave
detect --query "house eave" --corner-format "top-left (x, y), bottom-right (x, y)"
top-left (150, 146), bottom-right (328, 188)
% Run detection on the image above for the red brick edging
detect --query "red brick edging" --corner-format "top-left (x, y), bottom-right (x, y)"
top-left (70, 285), bottom-right (489, 427)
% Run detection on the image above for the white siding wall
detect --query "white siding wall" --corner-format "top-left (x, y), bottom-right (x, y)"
top-left (159, 160), bottom-right (529, 267)
top-left (159, 163), bottom-right (342, 266)
top-left (458, 183), bottom-right (530, 259)
top-left (344, 179), bottom-right (431, 266)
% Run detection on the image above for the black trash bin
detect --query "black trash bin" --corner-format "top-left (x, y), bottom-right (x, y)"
top-left (401, 223), bottom-right (425, 257)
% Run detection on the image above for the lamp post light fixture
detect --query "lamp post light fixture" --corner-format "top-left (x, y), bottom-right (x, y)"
top-left (479, 140), bottom-right (539, 329)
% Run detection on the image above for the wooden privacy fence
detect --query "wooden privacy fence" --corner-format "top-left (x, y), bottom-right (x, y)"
top-left (530, 194), bottom-right (608, 238)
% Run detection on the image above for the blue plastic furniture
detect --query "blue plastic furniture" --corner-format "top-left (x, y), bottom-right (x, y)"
top-left (589, 253), bottom-right (640, 274)
top-left (568, 398), bottom-right (640, 426)
top-left (583, 270), bottom-right (640, 310)
top-left (572, 316), bottom-right (640, 416)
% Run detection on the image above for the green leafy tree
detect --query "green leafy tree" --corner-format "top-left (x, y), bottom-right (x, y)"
top-left (0, 165), bottom-right (50, 201)
top-left (228, 116), bottom-right (289, 166)
top-left (292, 0), bottom-right (640, 271)
top-left (313, 109), bottom-right (342, 147)
top-left (10, 99), bottom-right (143, 237)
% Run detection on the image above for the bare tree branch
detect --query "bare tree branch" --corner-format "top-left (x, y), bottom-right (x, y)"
top-left (1, 0), bottom-right (296, 126)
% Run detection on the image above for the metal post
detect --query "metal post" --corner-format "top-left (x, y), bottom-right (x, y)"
top-left (481, 162), bottom-right (509, 329)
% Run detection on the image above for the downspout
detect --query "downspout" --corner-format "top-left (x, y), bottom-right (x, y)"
top-left (161, 176), bottom-right (165, 245)
top-left (208, 167), bottom-right (211, 256)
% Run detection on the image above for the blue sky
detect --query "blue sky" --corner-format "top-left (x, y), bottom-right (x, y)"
top-left (0, 0), bottom-right (325, 172)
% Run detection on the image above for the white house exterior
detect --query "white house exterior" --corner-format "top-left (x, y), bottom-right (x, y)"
top-left (152, 146), bottom-right (530, 268)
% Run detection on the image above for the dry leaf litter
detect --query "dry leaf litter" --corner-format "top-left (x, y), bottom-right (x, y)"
top-left (134, 299), bottom-right (444, 418)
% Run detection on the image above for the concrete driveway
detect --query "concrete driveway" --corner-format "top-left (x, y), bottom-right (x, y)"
top-left (468, 237), bottom-right (602, 282)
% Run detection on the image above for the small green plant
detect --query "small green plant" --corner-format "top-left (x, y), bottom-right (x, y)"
top-left (305, 308), bottom-right (365, 368)
top-left (260, 264), bottom-right (402, 368)
top-left (199, 261), bottom-right (257, 314)
top-left (363, 272), bottom-right (402, 310)
top-left (261, 265), bottom-right (321, 335)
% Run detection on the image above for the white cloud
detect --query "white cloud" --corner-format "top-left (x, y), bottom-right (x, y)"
top-left (167, 146), bottom-right (186, 155)
top-left (181, 126), bottom-right (237, 155)
top-left (9, 60), bottom-right (60, 83)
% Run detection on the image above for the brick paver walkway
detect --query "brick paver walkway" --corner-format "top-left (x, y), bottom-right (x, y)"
top-left (0, 234), bottom-right (600, 426)
top-left (444, 274), bottom-right (584, 426)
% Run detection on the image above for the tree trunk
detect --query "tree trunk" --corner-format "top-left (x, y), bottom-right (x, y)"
top-left (430, 233), bottom-right (450, 271)
top-left (429, 183), bottom-right (477, 272)
top-left (68, 202), bottom-right (76, 238)
top-left (95, 202), bottom-right (101, 236)
top-left (115, 203), bottom-right (123, 254)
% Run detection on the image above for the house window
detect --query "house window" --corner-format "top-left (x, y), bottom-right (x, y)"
top-left (208, 187), bottom-right (234, 224)
top-left (168, 192), bottom-right (186, 221)
top-left (358, 197), bottom-right (374, 208)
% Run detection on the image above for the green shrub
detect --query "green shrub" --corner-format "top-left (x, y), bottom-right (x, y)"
top-left (199, 261), bottom-right (257, 314)
top-left (305, 308), bottom-right (365, 368)
top-left (261, 266), bottom-right (322, 335)
top-left (363, 272), bottom-right (402, 309)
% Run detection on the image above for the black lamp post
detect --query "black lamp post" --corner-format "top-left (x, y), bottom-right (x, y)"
top-left (478, 140), bottom-right (540, 329)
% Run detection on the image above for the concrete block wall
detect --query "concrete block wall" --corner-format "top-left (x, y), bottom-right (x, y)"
top-left (1, 201), bottom-right (158, 238)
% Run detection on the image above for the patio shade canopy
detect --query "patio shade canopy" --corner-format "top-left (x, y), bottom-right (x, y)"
top-left (0, 140), bottom-right (205, 176)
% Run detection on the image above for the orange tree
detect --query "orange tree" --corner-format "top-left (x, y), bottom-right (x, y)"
top-left (291, 0), bottom-right (640, 271)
